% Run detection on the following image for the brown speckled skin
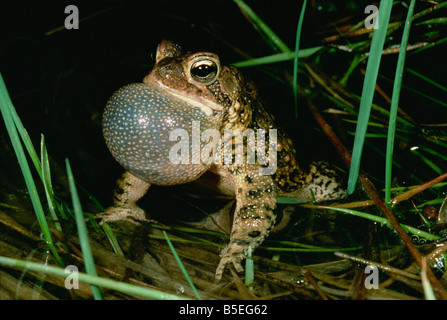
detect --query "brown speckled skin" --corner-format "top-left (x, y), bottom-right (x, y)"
top-left (102, 40), bottom-right (346, 279)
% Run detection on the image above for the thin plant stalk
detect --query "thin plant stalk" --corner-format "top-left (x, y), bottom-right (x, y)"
top-left (233, 0), bottom-right (291, 53)
top-left (163, 231), bottom-right (201, 300)
top-left (422, 257), bottom-right (436, 300)
top-left (66, 158), bottom-right (104, 300)
top-left (385, 0), bottom-right (417, 204)
top-left (320, 206), bottom-right (439, 241)
top-left (406, 68), bottom-right (447, 93)
top-left (0, 73), bottom-right (63, 266)
top-left (347, 1), bottom-right (393, 194)
top-left (0, 255), bottom-right (188, 300)
top-left (231, 47), bottom-right (322, 68)
top-left (293, 0), bottom-right (308, 118)
top-left (41, 135), bottom-right (62, 231)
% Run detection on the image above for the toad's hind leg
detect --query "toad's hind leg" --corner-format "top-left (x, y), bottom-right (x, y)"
top-left (100, 171), bottom-right (151, 223)
top-left (215, 164), bottom-right (277, 279)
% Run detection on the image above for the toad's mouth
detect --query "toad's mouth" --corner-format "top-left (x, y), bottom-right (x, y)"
top-left (151, 81), bottom-right (224, 117)
top-left (167, 89), bottom-right (223, 116)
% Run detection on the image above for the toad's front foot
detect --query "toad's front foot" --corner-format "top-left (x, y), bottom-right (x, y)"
top-left (98, 205), bottom-right (149, 225)
top-left (215, 242), bottom-right (249, 280)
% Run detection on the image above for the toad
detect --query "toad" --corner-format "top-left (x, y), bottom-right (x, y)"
top-left (101, 40), bottom-right (346, 279)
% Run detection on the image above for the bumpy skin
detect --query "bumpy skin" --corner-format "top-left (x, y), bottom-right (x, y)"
top-left (102, 40), bottom-right (346, 279)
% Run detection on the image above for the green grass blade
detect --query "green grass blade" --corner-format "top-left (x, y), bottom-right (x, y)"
top-left (8, 111), bottom-right (42, 181)
top-left (231, 47), bottom-right (323, 68)
top-left (406, 68), bottom-right (447, 93)
top-left (101, 222), bottom-right (125, 257)
top-left (412, 1), bottom-right (447, 21)
top-left (411, 34), bottom-right (447, 54)
top-left (0, 73), bottom-right (63, 266)
top-left (321, 206), bottom-right (439, 241)
top-left (416, 17), bottom-right (447, 25)
top-left (277, 196), bottom-right (309, 204)
top-left (379, 74), bottom-right (447, 108)
top-left (245, 247), bottom-right (254, 290)
top-left (233, 0), bottom-right (291, 53)
top-left (66, 158), bottom-right (104, 300)
top-left (417, 145), bottom-right (447, 162)
top-left (40, 135), bottom-right (62, 231)
top-left (293, 0), bottom-right (308, 118)
top-left (0, 85), bottom-right (44, 182)
top-left (347, 1), bottom-right (393, 194)
top-left (385, 0), bottom-right (417, 204)
top-left (163, 231), bottom-right (201, 300)
top-left (75, 183), bottom-right (105, 212)
top-left (339, 54), bottom-right (368, 87)
top-left (422, 257), bottom-right (436, 300)
top-left (0, 255), bottom-right (189, 300)
top-left (348, 93), bottom-right (415, 128)
top-left (411, 150), bottom-right (443, 175)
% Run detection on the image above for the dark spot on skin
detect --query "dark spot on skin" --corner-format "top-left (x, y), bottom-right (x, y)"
top-left (263, 204), bottom-right (276, 212)
top-left (273, 210), bottom-right (283, 226)
top-left (237, 188), bottom-right (243, 194)
top-left (247, 189), bottom-right (261, 199)
top-left (230, 166), bottom-right (243, 175)
top-left (239, 205), bottom-right (275, 223)
top-left (233, 239), bottom-right (251, 246)
top-left (248, 231), bottom-right (261, 238)
top-left (244, 175), bottom-right (253, 184)
top-left (275, 174), bottom-right (287, 184)
top-left (239, 205), bottom-right (257, 217)
top-left (114, 187), bottom-right (124, 195)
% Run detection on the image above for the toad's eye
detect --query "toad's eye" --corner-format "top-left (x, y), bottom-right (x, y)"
top-left (190, 59), bottom-right (218, 85)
